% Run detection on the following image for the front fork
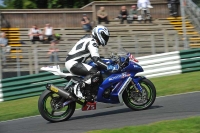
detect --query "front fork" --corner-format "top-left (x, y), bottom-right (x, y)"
top-left (131, 76), bottom-right (146, 92)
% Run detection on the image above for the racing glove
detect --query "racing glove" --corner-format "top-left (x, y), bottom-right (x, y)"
top-left (107, 64), bottom-right (120, 72)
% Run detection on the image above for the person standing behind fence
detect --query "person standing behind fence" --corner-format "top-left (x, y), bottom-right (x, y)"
top-left (97, 7), bottom-right (109, 24)
top-left (47, 40), bottom-right (60, 62)
top-left (81, 14), bottom-right (92, 32)
top-left (28, 25), bottom-right (43, 44)
top-left (167, 0), bottom-right (179, 17)
top-left (137, 0), bottom-right (153, 23)
top-left (119, 6), bottom-right (129, 24)
top-left (137, 0), bottom-right (153, 10)
top-left (0, 32), bottom-right (9, 63)
top-left (43, 23), bottom-right (54, 43)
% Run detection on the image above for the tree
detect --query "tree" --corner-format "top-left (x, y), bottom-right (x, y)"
top-left (4, 0), bottom-right (37, 9)
top-left (23, 0), bottom-right (37, 9)
top-left (47, 0), bottom-right (61, 8)
top-left (192, 0), bottom-right (200, 7)
top-left (3, 0), bottom-right (104, 9)
top-left (34, 0), bottom-right (48, 9)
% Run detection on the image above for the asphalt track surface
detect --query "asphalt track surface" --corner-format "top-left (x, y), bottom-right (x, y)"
top-left (1, 92), bottom-right (200, 133)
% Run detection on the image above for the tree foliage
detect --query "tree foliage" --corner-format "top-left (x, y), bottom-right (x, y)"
top-left (2, 0), bottom-right (94, 9)
top-left (192, 0), bottom-right (200, 7)
top-left (3, 0), bottom-right (36, 9)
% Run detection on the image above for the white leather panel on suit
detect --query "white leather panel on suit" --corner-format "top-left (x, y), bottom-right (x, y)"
top-left (65, 37), bottom-right (99, 73)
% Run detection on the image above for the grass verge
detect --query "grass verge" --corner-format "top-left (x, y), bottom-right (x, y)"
top-left (0, 71), bottom-right (200, 121)
top-left (151, 71), bottom-right (200, 96)
top-left (87, 116), bottom-right (200, 133)
top-left (0, 96), bottom-right (82, 121)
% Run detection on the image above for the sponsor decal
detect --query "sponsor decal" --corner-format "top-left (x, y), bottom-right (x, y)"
top-left (109, 75), bottom-right (122, 81)
top-left (121, 72), bottom-right (131, 78)
top-left (50, 86), bottom-right (59, 93)
top-left (109, 72), bottom-right (131, 81)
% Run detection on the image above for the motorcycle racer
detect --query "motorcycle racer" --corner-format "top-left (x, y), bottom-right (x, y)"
top-left (65, 25), bottom-right (119, 101)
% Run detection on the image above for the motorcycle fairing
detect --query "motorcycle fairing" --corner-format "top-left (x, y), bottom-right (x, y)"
top-left (96, 77), bottom-right (132, 103)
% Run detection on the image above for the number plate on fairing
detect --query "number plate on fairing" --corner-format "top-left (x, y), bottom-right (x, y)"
top-left (82, 102), bottom-right (96, 111)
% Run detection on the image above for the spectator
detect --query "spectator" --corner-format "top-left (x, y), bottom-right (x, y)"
top-left (137, 0), bottom-right (153, 23)
top-left (47, 40), bottom-right (60, 62)
top-left (28, 25), bottom-right (43, 44)
top-left (54, 33), bottom-right (61, 42)
top-left (128, 5), bottom-right (138, 23)
top-left (167, 0), bottom-right (179, 17)
top-left (119, 6), bottom-right (129, 24)
top-left (97, 6), bottom-right (109, 24)
top-left (81, 14), bottom-right (92, 32)
top-left (0, 32), bottom-right (9, 62)
top-left (43, 23), bottom-right (54, 43)
top-left (167, 0), bottom-right (173, 15)
top-left (137, 0), bottom-right (153, 10)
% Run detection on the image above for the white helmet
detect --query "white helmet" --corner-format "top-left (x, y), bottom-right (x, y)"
top-left (92, 25), bottom-right (110, 46)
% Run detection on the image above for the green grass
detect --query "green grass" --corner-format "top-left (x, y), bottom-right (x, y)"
top-left (0, 96), bottom-right (82, 121)
top-left (87, 117), bottom-right (200, 133)
top-left (0, 96), bottom-right (40, 121)
top-left (0, 71), bottom-right (200, 121)
top-left (151, 71), bottom-right (200, 96)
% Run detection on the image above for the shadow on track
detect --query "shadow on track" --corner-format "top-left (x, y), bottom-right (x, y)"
top-left (69, 105), bottom-right (163, 121)
top-left (52, 105), bottom-right (162, 124)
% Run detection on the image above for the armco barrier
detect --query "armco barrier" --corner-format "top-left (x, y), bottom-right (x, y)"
top-left (0, 72), bottom-right (67, 102)
top-left (137, 48), bottom-right (200, 77)
top-left (0, 48), bottom-right (200, 102)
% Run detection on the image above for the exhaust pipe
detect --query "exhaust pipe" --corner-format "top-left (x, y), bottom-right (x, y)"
top-left (46, 84), bottom-right (84, 105)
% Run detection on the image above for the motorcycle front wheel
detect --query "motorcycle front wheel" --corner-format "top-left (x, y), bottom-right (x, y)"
top-left (122, 78), bottom-right (156, 111)
top-left (38, 89), bottom-right (76, 122)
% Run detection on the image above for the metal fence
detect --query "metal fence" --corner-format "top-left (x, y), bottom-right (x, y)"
top-left (185, 0), bottom-right (200, 33)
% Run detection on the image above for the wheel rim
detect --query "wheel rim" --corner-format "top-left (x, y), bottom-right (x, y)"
top-left (127, 81), bottom-right (154, 109)
top-left (43, 93), bottom-right (71, 119)
top-left (129, 85), bottom-right (148, 105)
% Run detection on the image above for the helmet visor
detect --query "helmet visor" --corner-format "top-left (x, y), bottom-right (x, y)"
top-left (101, 32), bottom-right (109, 46)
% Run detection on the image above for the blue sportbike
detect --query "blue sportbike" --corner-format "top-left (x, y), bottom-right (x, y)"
top-left (38, 49), bottom-right (156, 122)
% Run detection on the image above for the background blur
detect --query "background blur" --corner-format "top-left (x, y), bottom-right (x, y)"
top-left (0, 0), bottom-right (200, 79)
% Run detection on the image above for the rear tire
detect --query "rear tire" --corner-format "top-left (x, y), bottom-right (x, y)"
top-left (122, 78), bottom-right (156, 111)
top-left (38, 90), bottom-right (76, 122)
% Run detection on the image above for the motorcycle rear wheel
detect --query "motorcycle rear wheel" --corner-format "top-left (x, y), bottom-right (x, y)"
top-left (122, 78), bottom-right (156, 111)
top-left (38, 90), bottom-right (76, 122)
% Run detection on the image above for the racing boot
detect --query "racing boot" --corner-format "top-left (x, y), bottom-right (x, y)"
top-left (78, 82), bottom-right (95, 102)
top-left (73, 81), bottom-right (85, 98)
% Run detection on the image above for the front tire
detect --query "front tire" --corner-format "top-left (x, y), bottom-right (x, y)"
top-left (123, 78), bottom-right (156, 111)
top-left (38, 90), bottom-right (76, 122)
